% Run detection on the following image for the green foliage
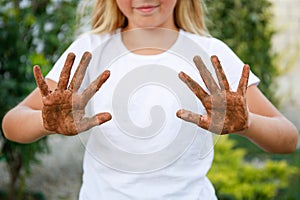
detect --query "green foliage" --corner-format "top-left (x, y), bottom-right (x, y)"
top-left (208, 136), bottom-right (299, 200)
top-left (0, 1), bottom-right (295, 200)
top-left (205, 0), bottom-right (278, 104)
top-left (0, 0), bottom-right (78, 198)
top-left (274, 150), bottom-right (300, 200)
top-left (204, 2), bottom-right (300, 198)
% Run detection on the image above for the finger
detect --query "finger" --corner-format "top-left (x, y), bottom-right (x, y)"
top-left (81, 70), bottom-right (110, 105)
top-left (78, 112), bottom-right (112, 132)
top-left (211, 55), bottom-right (230, 91)
top-left (176, 109), bottom-right (209, 130)
top-left (69, 52), bottom-right (92, 92)
top-left (178, 71), bottom-right (208, 102)
top-left (33, 65), bottom-right (50, 97)
top-left (237, 64), bottom-right (250, 96)
top-left (193, 56), bottom-right (220, 94)
top-left (57, 52), bottom-right (76, 91)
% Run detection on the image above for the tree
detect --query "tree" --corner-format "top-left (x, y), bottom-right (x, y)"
top-left (204, 1), bottom-right (300, 199)
top-left (0, 0), bottom-right (78, 199)
top-left (205, 0), bottom-right (278, 104)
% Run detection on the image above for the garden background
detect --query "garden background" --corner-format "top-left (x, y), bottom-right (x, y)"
top-left (0, 0), bottom-right (299, 199)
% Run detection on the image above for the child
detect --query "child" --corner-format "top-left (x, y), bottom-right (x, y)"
top-left (2, 0), bottom-right (298, 199)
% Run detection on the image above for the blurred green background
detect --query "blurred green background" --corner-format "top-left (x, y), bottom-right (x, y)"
top-left (0, 0), bottom-right (299, 199)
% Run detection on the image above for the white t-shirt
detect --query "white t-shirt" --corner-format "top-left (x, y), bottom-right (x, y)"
top-left (46, 29), bottom-right (259, 200)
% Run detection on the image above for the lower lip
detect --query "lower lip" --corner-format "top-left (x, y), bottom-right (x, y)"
top-left (135, 6), bottom-right (159, 14)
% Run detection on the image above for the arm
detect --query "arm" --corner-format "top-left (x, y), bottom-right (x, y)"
top-left (177, 55), bottom-right (299, 154)
top-left (238, 85), bottom-right (299, 153)
top-left (2, 80), bottom-right (57, 143)
top-left (2, 52), bottom-right (112, 144)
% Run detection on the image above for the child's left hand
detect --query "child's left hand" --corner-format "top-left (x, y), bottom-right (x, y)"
top-left (176, 55), bottom-right (250, 135)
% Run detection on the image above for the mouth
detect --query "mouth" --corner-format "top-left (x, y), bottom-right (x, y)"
top-left (133, 4), bottom-right (160, 14)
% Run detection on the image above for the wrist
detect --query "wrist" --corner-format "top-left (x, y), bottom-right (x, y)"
top-left (38, 111), bottom-right (56, 136)
top-left (234, 112), bottom-right (253, 137)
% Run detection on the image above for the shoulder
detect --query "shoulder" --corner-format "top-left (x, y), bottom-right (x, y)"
top-left (45, 32), bottom-right (114, 82)
top-left (179, 30), bottom-right (242, 67)
top-left (179, 30), bottom-right (260, 89)
top-left (69, 32), bottom-right (113, 54)
top-left (180, 30), bottom-right (243, 66)
top-left (180, 30), bottom-right (232, 55)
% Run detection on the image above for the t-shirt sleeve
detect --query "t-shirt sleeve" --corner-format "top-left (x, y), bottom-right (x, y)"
top-left (207, 38), bottom-right (260, 91)
top-left (45, 34), bottom-right (97, 83)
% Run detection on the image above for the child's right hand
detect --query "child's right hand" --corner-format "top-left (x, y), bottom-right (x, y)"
top-left (33, 52), bottom-right (112, 136)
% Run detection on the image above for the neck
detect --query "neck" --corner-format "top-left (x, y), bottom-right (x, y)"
top-left (121, 27), bottom-right (179, 55)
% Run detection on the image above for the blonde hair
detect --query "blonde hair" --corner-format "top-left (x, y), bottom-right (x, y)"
top-left (80, 0), bottom-right (209, 36)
